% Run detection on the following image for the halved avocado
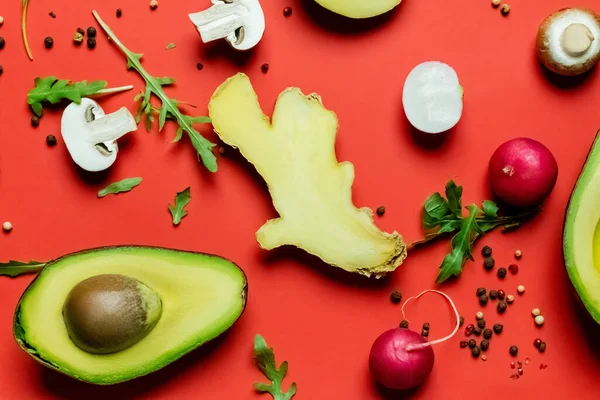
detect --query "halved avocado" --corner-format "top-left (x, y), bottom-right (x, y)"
top-left (564, 130), bottom-right (600, 324)
top-left (13, 246), bottom-right (248, 385)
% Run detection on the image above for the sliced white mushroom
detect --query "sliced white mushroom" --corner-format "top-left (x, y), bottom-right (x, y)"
top-left (188, 0), bottom-right (265, 51)
top-left (60, 98), bottom-right (137, 172)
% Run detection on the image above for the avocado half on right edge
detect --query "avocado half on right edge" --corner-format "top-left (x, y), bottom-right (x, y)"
top-left (13, 246), bottom-right (248, 385)
top-left (564, 129), bottom-right (600, 325)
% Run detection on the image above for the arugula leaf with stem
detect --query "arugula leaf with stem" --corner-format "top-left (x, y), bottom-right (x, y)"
top-left (0, 260), bottom-right (46, 277)
top-left (411, 179), bottom-right (541, 283)
top-left (22, 0), bottom-right (33, 60)
top-left (92, 10), bottom-right (217, 172)
top-left (253, 334), bottom-right (297, 400)
top-left (168, 187), bottom-right (191, 225)
top-left (98, 177), bottom-right (142, 198)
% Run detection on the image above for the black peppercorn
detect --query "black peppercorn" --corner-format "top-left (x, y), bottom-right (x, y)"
top-left (460, 340), bottom-right (468, 348)
top-left (498, 290), bottom-right (506, 300)
top-left (283, 6), bottom-right (293, 16)
top-left (481, 245), bottom-right (492, 257)
top-left (117, 8), bottom-right (123, 18)
top-left (390, 290), bottom-right (402, 304)
top-left (459, 316), bottom-right (464, 327)
top-left (471, 346), bottom-right (481, 357)
top-left (261, 63), bottom-right (269, 73)
top-left (468, 339), bottom-right (476, 348)
top-left (489, 290), bottom-right (498, 300)
top-left (0, 65), bottom-right (3, 75)
top-left (483, 328), bottom-right (493, 339)
top-left (87, 27), bottom-right (97, 37)
top-left (46, 135), bottom-right (57, 146)
top-left (31, 115), bottom-right (40, 127)
top-left (497, 301), bottom-right (508, 314)
top-left (421, 329), bottom-right (429, 337)
top-left (376, 206), bottom-right (386, 216)
top-left (465, 324), bottom-right (474, 336)
top-left (77, 27), bottom-right (85, 35)
top-left (493, 323), bottom-right (503, 334)
top-left (480, 339), bottom-right (490, 351)
top-left (534, 338), bottom-right (542, 348)
top-left (399, 320), bottom-right (409, 329)
top-left (49, 11), bottom-right (56, 18)
top-left (479, 294), bottom-right (489, 306)
top-left (539, 342), bottom-right (547, 352)
top-left (509, 345), bottom-right (519, 356)
top-left (196, 62), bottom-right (204, 71)
top-left (87, 37), bottom-right (96, 49)
top-left (477, 319), bottom-right (486, 329)
top-left (0, 37), bottom-right (5, 50)
top-left (422, 322), bottom-right (430, 330)
top-left (476, 287), bottom-right (486, 297)
top-left (473, 327), bottom-right (482, 336)
top-left (44, 37), bottom-right (54, 49)
top-left (484, 257), bottom-right (495, 270)
top-left (498, 267), bottom-right (507, 279)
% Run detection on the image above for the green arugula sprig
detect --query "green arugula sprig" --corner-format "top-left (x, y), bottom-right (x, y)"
top-left (412, 180), bottom-right (540, 283)
top-left (98, 177), bottom-right (142, 198)
top-left (168, 187), bottom-right (191, 225)
top-left (0, 260), bottom-right (46, 277)
top-left (92, 10), bottom-right (217, 172)
top-left (253, 334), bottom-right (297, 400)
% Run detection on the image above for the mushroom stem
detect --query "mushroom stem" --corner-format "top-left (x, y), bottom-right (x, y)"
top-left (561, 23), bottom-right (595, 56)
top-left (88, 107), bottom-right (137, 144)
top-left (189, 2), bottom-right (246, 43)
top-left (91, 85), bottom-right (135, 98)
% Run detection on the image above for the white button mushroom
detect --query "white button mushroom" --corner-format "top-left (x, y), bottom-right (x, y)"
top-left (188, 0), bottom-right (265, 51)
top-left (60, 98), bottom-right (137, 172)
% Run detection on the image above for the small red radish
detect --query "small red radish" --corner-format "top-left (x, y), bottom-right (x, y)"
top-left (369, 290), bottom-right (460, 390)
top-left (489, 137), bottom-right (558, 207)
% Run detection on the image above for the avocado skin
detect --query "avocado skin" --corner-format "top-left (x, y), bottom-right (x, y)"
top-left (563, 130), bottom-right (600, 325)
top-left (13, 245), bottom-right (248, 385)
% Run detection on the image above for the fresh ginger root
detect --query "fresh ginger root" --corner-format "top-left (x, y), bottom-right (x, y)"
top-left (209, 73), bottom-right (407, 277)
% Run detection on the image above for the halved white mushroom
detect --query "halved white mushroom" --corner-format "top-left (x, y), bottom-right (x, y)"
top-left (61, 98), bottom-right (137, 172)
top-left (537, 8), bottom-right (600, 76)
top-left (188, 0), bottom-right (265, 51)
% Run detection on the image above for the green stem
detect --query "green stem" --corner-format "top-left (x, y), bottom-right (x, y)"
top-left (0, 261), bottom-right (46, 277)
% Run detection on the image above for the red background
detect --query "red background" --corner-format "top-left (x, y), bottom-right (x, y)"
top-left (1, 0), bottom-right (600, 398)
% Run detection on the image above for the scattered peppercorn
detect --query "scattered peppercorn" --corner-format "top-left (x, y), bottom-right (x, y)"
top-left (376, 206), bottom-right (386, 216)
top-left (497, 267), bottom-right (507, 279)
top-left (493, 323), bottom-right (503, 334)
top-left (87, 27), bottom-right (97, 38)
top-left (484, 257), bottom-right (495, 270)
top-left (421, 329), bottom-right (429, 337)
top-left (506, 294), bottom-right (515, 304)
top-left (77, 27), bottom-right (85, 35)
top-left (525, 357), bottom-right (531, 365)
top-left (44, 37), bottom-right (54, 49)
top-left (481, 354), bottom-right (487, 361)
top-left (498, 290), bottom-right (506, 300)
top-left (534, 339), bottom-right (542, 348)
top-left (46, 135), bottom-right (57, 146)
top-left (476, 311), bottom-right (484, 320)
top-left (73, 32), bottom-right (84, 45)
top-left (150, 0), bottom-right (159, 10)
top-left (460, 340), bottom-right (468, 348)
top-left (471, 346), bottom-right (481, 357)
top-left (540, 363), bottom-right (548, 369)
top-left (511, 361), bottom-right (516, 369)
top-left (492, 0), bottom-right (501, 6)
top-left (481, 245), bottom-right (492, 257)
top-left (117, 8), bottom-right (123, 18)
top-left (400, 320), bottom-right (409, 329)
top-left (515, 249), bottom-right (522, 259)
top-left (479, 294), bottom-right (489, 306)
top-left (261, 63), bottom-right (269, 73)
top-left (31, 115), bottom-right (40, 127)
top-left (0, 37), bottom-right (5, 50)
top-left (539, 342), bottom-right (547, 353)
top-left (473, 327), bottom-right (482, 336)
top-left (196, 62), bottom-right (204, 71)
top-left (480, 339), bottom-right (490, 351)
top-left (0, 16), bottom-right (4, 26)
top-left (497, 301), bottom-right (507, 314)
top-left (422, 322), bottom-right (430, 330)
top-left (49, 11), bottom-right (56, 18)
top-left (517, 285), bottom-right (525, 294)
top-left (501, 4), bottom-right (510, 16)
top-left (459, 316), bottom-right (464, 326)
top-left (87, 37), bottom-right (96, 49)
top-left (468, 339), bottom-right (477, 348)
top-left (390, 290), bottom-right (402, 304)
top-left (535, 315), bottom-right (545, 326)
top-left (532, 308), bottom-right (541, 316)
top-left (508, 264), bottom-right (519, 274)
top-left (518, 368), bottom-right (523, 376)
top-left (2, 221), bottom-right (12, 232)
top-left (465, 324), bottom-right (474, 336)
top-left (0, 65), bottom-right (3, 75)
top-left (483, 328), bottom-right (493, 340)
top-left (477, 319), bottom-right (486, 329)
top-left (509, 345), bottom-right (518, 356)
top-left (489, 290), bottom-right (498, 300)
top-left (283, 6), bottom-right (293, 17)
top-left (476, 287), bottom-right (486, 297)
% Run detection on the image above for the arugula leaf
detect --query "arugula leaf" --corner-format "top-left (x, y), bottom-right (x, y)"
top-left (445, 180), bottom-right (463, 217)
top-left (0, 260), bottom-right (46, 277)
top-left (168, 187), bottom-right (191, 225)
top-left (27, 77), bottom-right (108, 117)
top-left (482, 200), bottom-right (499, 218)
top-left (423, 192), bottom-right (451, 229)
top-left (165, 43), bottom-right (176, 50)
top-left (98, 177), bottom-right (142, 198)
top-left (253, 334), bottom-right (297, 400)
top-left (92, 10), bottom-right (217, 173)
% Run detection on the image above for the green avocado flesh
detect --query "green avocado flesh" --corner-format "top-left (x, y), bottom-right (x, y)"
top-left (13, 246), bottom-right (248, 385)
top-left (564, 130), bottom-right (600, 324)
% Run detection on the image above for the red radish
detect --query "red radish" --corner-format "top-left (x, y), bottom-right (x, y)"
top-left (369, 290), bottom-right (460, 391)
top-left (488, 138), bottom-right (558, 207)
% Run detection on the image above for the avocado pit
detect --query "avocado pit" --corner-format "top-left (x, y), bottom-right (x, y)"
top-left (62, 274), bottom-right (162, 354)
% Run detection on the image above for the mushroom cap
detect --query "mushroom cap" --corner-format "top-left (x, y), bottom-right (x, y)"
top-left (226, 0), bottom-right (265, 51)
top-left (536, 7), bottom-right (600, 76)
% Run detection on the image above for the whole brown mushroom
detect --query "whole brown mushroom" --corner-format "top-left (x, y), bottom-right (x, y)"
top-left (536, 7), bottom-right (600, 76)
